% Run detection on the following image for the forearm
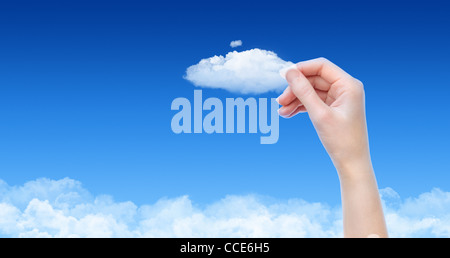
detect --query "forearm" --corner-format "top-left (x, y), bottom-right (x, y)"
top-left (337, 157), bottom-right (388, 238)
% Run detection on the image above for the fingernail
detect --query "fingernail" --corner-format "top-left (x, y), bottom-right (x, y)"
top-left (275, 97), bottom-right (280, 104)
top-left (277, 108), bottom-right (284, 117)
top-left (277, 108), bottom-right (288, 118)
top-left (279, 64), bottom-right (298, 79)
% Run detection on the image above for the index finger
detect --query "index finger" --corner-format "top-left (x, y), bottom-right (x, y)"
top-left (296, 58), bottom-right (351, 84)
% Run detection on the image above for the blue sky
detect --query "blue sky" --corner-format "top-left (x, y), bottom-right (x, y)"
top-left (1, 0), bottom-right (450, 213)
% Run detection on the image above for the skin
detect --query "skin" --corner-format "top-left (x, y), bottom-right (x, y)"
top-left (277, 58), bottom-right (388, 238)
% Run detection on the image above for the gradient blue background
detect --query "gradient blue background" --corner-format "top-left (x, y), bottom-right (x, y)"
top-left (1, 0), bottom-right (449, 206)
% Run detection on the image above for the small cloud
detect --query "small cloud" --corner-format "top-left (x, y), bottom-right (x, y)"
top-left (230, 40), bottom-right (243, 48)
top-left (184, 48), bottom-right (294, 94)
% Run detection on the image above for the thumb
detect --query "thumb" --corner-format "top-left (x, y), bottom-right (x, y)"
top-left (286, 69), bottom-right (328, 118)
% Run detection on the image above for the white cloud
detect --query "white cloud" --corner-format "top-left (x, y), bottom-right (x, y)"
top-left (230, 40), bottom-right (243, 48)
top-left (380, 187), bottom-right (450, 237)
top-left (184, 48), bottom-right (294, 94)
top-left (0, 178), bottom-right (449, 238)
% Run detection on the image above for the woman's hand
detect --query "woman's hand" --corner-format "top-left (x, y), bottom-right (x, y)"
top-left (278, 58), bottom-right (388, 238)
top-left (278, 58), bottom-right (369, 174)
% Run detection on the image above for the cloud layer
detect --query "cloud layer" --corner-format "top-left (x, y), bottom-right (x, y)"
top-left (184, 48), bottom-right (294, 94)
top-left (1, 177), bottom-right (450, 238)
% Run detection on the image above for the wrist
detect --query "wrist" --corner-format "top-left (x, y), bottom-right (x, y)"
top-left (334, 154), bottom-right (374, 182)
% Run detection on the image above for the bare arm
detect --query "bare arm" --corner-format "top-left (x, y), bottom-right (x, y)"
top-left (277, 58), bottom-right (388, 238)
top-left (338, 157), bottom-right (387, 237)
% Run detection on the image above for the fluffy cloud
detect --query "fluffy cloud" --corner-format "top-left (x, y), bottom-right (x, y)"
top-left (0, 178), bottom-right (340, 238)
top-left (230, 40), bottom-right (243, 48)
top-left (0, 177), bottom-right (449, 238)
top-left (184, 48), bottom-right (294, 94)
top-left (380, 187), bottom-right (450, 237)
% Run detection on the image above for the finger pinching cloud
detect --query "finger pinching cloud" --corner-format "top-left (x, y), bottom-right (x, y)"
top-left (184, 48), bottom-right (294, 94)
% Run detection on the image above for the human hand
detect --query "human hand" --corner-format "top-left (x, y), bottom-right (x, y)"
top-left (278, 58), bottom-right (388, 237)
top-left (277, 58), bottom-right (369, 175)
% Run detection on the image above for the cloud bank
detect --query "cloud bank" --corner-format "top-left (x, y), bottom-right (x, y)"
top-left (1, 177), bottom-right (450, 238)
top-left (230, 40), bottom-right (243, 48)
top-left (184, 49), bottom-right (294, 94)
